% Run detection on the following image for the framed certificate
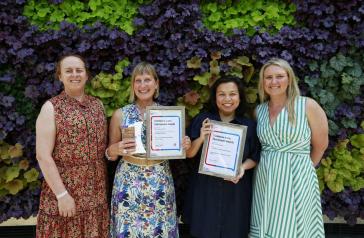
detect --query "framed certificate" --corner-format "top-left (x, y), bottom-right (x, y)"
top-left (198, 120), bottom-right (247, 179)
top-left (146, 106), bottom-right (186, 160)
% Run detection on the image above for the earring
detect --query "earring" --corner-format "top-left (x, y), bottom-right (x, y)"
top-left (154, 87), bottom-right (159, 99)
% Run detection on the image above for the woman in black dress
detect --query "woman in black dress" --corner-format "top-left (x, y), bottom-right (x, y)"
top-left (183, 75), bottom-right (260, 238)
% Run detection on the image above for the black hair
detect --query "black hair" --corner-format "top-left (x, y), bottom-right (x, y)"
top-left (208, 75), bottom-right (246, 117)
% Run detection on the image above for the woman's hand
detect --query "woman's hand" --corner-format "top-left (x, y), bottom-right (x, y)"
top-left (199, 118), bottom-right (212, 140)
top-left (225, 159), bottom-right (256, 184)
top-left (58, 193), bottom-right (76, 217)
top-left (107, 139), bottom-right (136, 160)
top-left (225, 164), bottom-right (245, 184)
top-left (182, 136), bottom-right (192, 150)
top-left (117, 138), bottom-right (136, 155)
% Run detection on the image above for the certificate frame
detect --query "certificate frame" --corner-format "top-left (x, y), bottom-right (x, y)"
top-left (198, 120), bottom-right (247, 179)
top-left (146, 106), bottom-right (186, 160)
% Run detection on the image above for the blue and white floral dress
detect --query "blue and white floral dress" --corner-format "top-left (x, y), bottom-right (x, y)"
top-left (110, 103), bottom-right (179, 238)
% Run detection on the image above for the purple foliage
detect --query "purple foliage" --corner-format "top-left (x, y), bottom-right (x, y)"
top-left (0, 187), bottom-right (40, 223)
top-left (322, 188), bottom-right (364, 225)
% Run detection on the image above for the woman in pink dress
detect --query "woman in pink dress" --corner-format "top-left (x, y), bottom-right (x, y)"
top-left (36, 54), bottom-right (109, 238)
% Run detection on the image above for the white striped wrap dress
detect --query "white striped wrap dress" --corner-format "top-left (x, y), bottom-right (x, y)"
top-left (250, 96), bottom-right (324, 238)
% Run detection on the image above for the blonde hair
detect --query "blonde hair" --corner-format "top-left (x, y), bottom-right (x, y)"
top-left (129, 62), bottom-right (159, 103)
top-left (258, 58), bottom-right (300, 125)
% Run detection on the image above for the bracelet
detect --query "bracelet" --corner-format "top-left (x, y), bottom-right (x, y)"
top-left (56, 190), bottom-right (68, 199)
top-left (105, 148), bottom-right (112, 161)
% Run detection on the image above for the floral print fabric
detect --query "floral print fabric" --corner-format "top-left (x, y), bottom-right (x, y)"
top-left (36, 91), bottom-right (109, 238)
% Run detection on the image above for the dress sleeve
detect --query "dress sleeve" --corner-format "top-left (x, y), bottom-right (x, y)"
top-left (248, 120), bottom-right (261, 163)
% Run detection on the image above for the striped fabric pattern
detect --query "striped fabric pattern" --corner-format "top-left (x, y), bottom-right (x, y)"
top-left (250, 96), bottom-right (325, 238)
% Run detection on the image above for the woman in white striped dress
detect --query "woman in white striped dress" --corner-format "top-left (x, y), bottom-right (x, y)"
top-left (250, 58), bottom-right (328, 238)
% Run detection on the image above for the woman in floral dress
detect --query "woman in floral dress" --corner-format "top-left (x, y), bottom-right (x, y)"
top-left (36, 54), bottom-right (109, 238)
top-left (106, 62), bottom-right (191, 238)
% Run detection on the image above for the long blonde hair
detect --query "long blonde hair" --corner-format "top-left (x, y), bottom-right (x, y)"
top-left (129, 62), bottom-right (159, 103)
top-left (258, 58), bottom-right (300, 125)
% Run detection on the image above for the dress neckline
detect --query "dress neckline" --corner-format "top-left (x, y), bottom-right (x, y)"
top-left (267, 102), bottom-right (286, 128)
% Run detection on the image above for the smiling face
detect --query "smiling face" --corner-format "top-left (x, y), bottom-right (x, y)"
top-left (133, 73), bottom-right (158, 102)
top-left (263, 65), bottom-right (289, 98)
top-left (216, 82), bottom-right (240, 117)
top-left (58, 56), bottom-right (88, 96)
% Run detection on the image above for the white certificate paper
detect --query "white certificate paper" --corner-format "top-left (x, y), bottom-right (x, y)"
top-left (146, 106), bottom-right (185, 159)
top-left (199, 120), bottom-right (247, 179)
top-left (128, 121), bottom-right (146, 155)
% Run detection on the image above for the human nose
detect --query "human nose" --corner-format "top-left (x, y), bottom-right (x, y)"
top-left (69, 70), bottom-right (77, 77)
top-left (271, 77), bottom-right (279, 84)
top-left (224, 95), bottom-right (232, 101)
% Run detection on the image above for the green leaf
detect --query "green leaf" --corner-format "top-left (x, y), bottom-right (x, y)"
top-left (4, 179), bottom-right (24, 195)
top-left (350, 134), bottom-right (364, 149)
top-left (245, 87), bottom-right (258, 104)
top-left (346, 62), bottom-right (363, 77)
top-left (37, 8), bottom-right (50, 18)
top-left (329, 53), bottom-right (347, 72)
top-left (193, 72), bottom-right (211, 86)
top-left (5, 166), bottom-right (20, 183)
top-left (327, 178), bottom-right (344, 193)
top-left (211, 51), bottom-right (222, 61)
top-left (24, 168), bottom-right (40, 183)
top-left (251, 11), bottom-right (264, 22)
top-left (318, 90), bottom-right (335, 105)
top-left (9, 143), bottom-right (23, 158)
top-left (341, 118), bottom-right (357, 129)
top-left (209, 60), bottom-right (220, 75)
top-left (321, 157), bottom-right (332, 167)
top-left (304, 76), bottom-right (319, 88)
top-left (18, 160), bottom-right (30, 170)
top-left (0, 167), bottom-right (7, 180)
top-left (235, 56), bottom-right (252, 66)
top-left (265, 5), bottom-right (279, 18)
top-left (206, 3), bottom-right (218, 13)
top-left (49, 10), bottom-right (65, 22)
top-left (341, 73), bottom-right (354, 84)
top-left (208, 11), bottom-right (222, 22)
top-left (187, 56), bottom-right (202, 69)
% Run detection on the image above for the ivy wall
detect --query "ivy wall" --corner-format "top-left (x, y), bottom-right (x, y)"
top-left (0, 0), bottom-right (363, 225)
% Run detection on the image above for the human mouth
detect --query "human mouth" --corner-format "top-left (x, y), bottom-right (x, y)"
top-left (222, 103), bottom-right (233, 107)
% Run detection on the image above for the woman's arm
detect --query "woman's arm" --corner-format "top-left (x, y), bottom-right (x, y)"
top-left (106, 109), bottom-right (135, 160)
top-left (36, 101), bottom-right (76, 217)
top-left (306, 97), bottom-right (329, 166)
